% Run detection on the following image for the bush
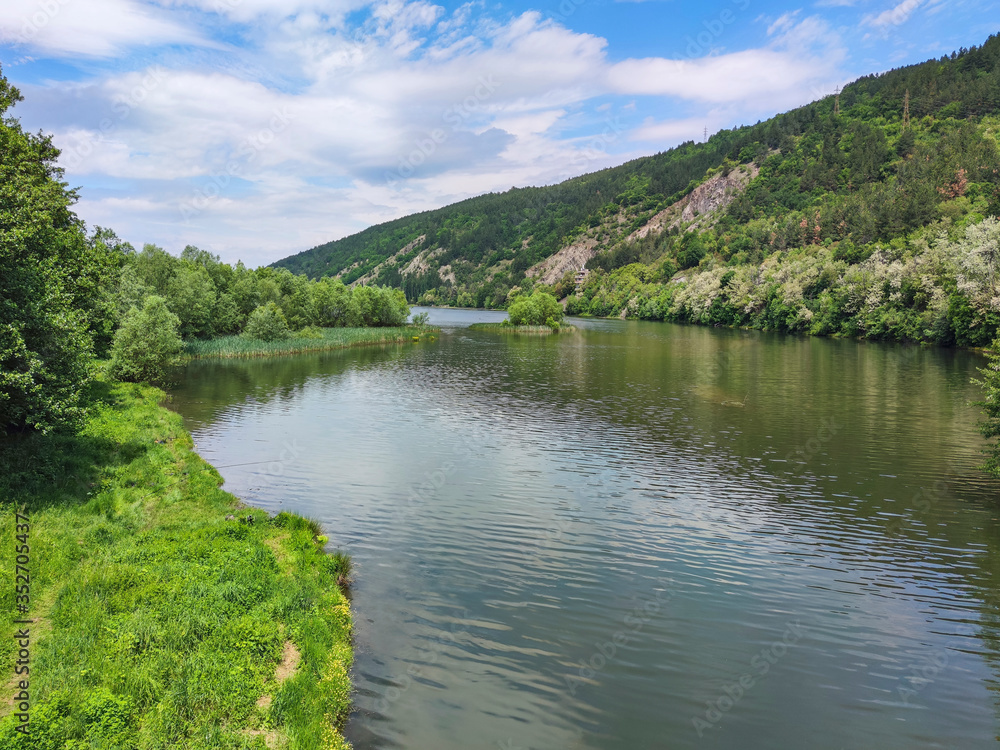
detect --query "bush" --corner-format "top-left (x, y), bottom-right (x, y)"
top-left (507, 291), bottom-right (564, 328)
top-left (109, 296), bottom-right (184, 385)
top-left (354, 285), bottom-right (409, 326)
top-left (244, 302), bottom-right (291, 341)
top-left (975, 337), bottom-right (1000, 476)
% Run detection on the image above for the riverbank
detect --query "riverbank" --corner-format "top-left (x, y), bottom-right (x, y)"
top-left (185, 325), bottom-right (436, 359)
top-left (0, 376), bottom-right (352, 749)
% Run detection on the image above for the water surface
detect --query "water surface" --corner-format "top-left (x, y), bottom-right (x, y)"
top-left (170, 309), bottom-right (1000, 749)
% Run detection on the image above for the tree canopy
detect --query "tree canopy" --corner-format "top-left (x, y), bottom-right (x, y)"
top-left (0, 68), bottom-right (125, 433)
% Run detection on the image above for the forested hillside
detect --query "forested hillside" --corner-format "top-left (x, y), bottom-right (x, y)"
top-left (275, 34), bottom-right (1000, 346)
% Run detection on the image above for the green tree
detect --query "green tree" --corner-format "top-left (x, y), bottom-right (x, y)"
top-left (354, 285), bottom-right (409, 326)
top-left (166, 262), bottom-right (217, 338)
top-left (132, 243), bottom-right (178, 296)
top-left (507, 291), bottom-right (564, 327)
top-left (109, 296), bottom-right (184, 385)
top-left (975, 338), bottom-right (1000, 475)
top-left (244, 302), bottom-right (291, 341)
top-left (80, 227), bottom-right (132, 356)
top-left (0, 68), bottom-right (96, 433)
top-left (313, 277), bottom-right (361, 327)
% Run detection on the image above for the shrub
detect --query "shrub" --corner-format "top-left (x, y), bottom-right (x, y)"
top-left (244, 302), bottom-right (291, 341)
top-left (109, 296), bottom-right (184, 385)
top-left (507, 291), bottom-right (564, 328)
top-left (975, 337), bottom-right (1000, 476)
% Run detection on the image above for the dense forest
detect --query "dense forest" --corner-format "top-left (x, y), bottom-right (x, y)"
top-left (275, 34), bottom-right (1000, 348)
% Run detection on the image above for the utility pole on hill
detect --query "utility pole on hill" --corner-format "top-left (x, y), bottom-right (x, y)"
top-left (834, 86), bottom-right (840, 117)
top-left (903, 89), bottom-right (910, 129)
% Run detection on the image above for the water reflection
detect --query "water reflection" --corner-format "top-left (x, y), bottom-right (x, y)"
top-left (169, 316), bottom-right (1000, 750)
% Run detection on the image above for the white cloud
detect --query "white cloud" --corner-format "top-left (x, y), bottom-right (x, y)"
top-left (630, 116), bottom-right (713, 144)
top-left (864, 0), bottom-right (924, 30)
top-left (606, 16), bottom-right (845, 109)
top-left (767, 10), bottom-right (801, 36)
top-left (0, 0), bottom-right (212, 57)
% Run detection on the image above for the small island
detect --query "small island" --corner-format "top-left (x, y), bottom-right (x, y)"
top-left (469, 291), bottom-right (573, 333)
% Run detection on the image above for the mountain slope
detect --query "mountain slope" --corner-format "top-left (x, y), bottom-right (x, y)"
top-left (274, 34), bottom-right (1000, 343)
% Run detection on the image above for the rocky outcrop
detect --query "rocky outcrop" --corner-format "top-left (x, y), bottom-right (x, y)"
top-left (349, 235), bottom-right (427, 286)
top-left (525, 238), bottom-right (599, 285)
top-left (629, 164), bottom-right (759, 242)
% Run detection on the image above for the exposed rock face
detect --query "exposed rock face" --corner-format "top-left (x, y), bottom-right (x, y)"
top-left (348, 235), bottom-right (427, 286)
top-left (629, 164), bottom-right (759, 242)
top-left (525, 238), bottom-right (599, 285)
top-left (528, 165), bottom-right (759, 287)
top-left (438, 264), bottom-right (456, 284)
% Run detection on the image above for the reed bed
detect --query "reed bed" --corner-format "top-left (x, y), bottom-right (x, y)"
top-left (468, 322), bottom-right (575, 334)
top-left (185, 326), bottom-right (434, 359)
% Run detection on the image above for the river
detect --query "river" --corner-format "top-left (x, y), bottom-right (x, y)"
top-left (170, 308), bottom-right (1000, 749)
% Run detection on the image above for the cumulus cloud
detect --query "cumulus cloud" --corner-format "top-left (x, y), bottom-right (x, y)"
top-left (606, 16), bottom-right (845, 109)
top-left (0, 0), bottom-right (212, 57)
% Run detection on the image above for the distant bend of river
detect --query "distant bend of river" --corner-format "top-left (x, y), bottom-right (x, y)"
top-left (170, 307), bottom-right (1000, 750)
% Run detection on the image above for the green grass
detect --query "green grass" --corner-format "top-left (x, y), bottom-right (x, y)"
top-left (184, 326), bottom-right (436, 359)
top-left (468, 323), bottom-right (575, 334)
top-left (0, 377), bottom-right (353, 749)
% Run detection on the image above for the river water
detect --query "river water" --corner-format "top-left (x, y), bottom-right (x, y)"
top-left (170, 308), bottom-right (1000, 749)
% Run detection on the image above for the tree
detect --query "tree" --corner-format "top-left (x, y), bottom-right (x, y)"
top-left (166, 262), bottom-right (217, 338)
top-left (354, 285), bottom-right (409, 326)
top-left (0, 67), bottom-right (99, 433)
top-left (975, 338), bottom-right (1000, 475)
top-left (313, 277), bottom-right (361, 327)
top-left (244, 302), bottom-right (291, 341)
top-left (507, 291), bottom-right (564, 327)
top-left (109, 296), bottom-right (184, 385)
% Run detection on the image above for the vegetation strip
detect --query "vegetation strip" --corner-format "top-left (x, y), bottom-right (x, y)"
top-left (184, 326), bottom-right (435, 360)
top-left (0, 378), bottom-right (353, 749)
top-left (468, 323), bottom-right (574, 334)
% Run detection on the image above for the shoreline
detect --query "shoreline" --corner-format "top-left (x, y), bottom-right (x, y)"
top-left (0, 378), bottom-right (354, 748)
top-left (453, 309), bottom-right (990, 352)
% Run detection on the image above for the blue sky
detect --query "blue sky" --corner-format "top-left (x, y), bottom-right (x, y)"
top-left (0, 0), bottom-right (996, 267)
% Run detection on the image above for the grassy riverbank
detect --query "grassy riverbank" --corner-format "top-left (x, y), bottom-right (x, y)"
top-left (185, 326), bottom-right (435, 359)
top-left (0, 376), bottom-right (352, 749)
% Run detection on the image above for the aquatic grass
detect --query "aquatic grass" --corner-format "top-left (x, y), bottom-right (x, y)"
top-left (185, 326), bottom-right (436, 359)
top-left (468, 322), bottom-right (575, 334)
top-left (0, 378), bottom-right (353, 749)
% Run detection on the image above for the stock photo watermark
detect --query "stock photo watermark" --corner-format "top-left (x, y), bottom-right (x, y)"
top-left (179, 106), bottom-right (295, 223)
top-left (555, 116), bottom-right (627, 183)
top-left (15, 0), bottom-right (69, 45)
top-left (564, 586), bottom-right (675, 697)
top-left (683, 0), bottom-right (751, 59)
top-left (61, 66), bottom-right (169, 171)
top-left (373, 607), bottom-right (473, 714)
top-left (385, 76), bottom-right (501, 187)
top-left (692, 619), bottom-right (810, 737)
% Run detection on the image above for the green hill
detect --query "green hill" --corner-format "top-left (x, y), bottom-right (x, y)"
top-left (274, 34), bottom-right (1000, 346)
